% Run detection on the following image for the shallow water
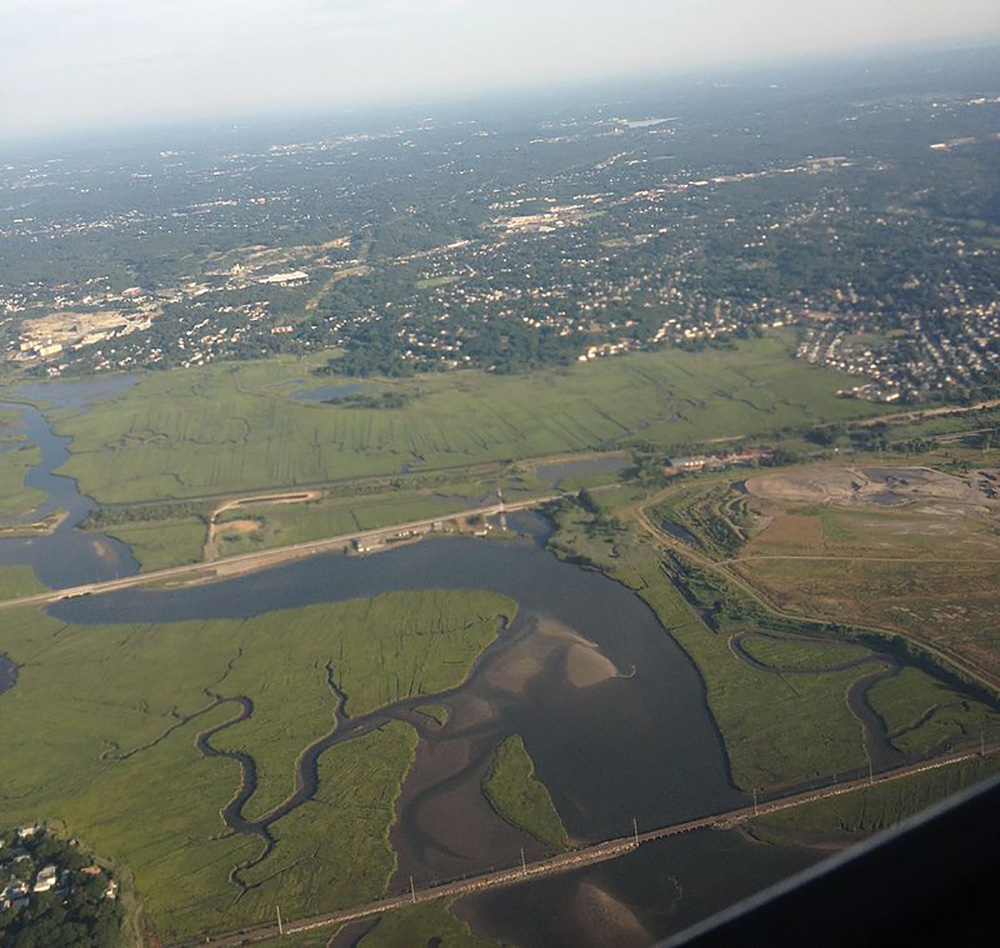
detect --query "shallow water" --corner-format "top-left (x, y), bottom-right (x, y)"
top-left (10, 374), bottom-right (141, 412)
top-left (292, 383), bottom-right (363, 402)
top-left (0, 654), bottom-right (16, 695)
top-left (0, 396), bottom-right (139, 587)
top-left (457, 826), bottom-right (823, 946)
top-left (534, 453), bottom-right (630, 485)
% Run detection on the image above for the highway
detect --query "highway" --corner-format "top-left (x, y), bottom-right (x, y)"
top-left (175, 744), bottom-right (998, 947)
top-left (0, 494), bottom-right (561, 612)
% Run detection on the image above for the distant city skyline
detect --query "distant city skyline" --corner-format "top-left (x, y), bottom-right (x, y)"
top-left (3, 0), bottom-right (1000, 141)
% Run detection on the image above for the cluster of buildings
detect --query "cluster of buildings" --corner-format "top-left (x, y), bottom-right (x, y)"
top-left (3, 97), bottom-right (997, 392)
top-left (798, 300), bottom-right (1000, 403)
top-left (667, 448), bottom-right (774, 474)
top-left (1, 826), bottom-right (61, 912)
top-left (0, 824), bottom-right (117, 915)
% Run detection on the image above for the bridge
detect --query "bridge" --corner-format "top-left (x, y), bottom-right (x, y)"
top-left (174, 744), bottom-right (997, 947)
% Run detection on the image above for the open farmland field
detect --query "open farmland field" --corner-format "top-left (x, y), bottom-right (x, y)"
top-left (0, 590), bottom-right (515, 943)
top-left (45, 338), bottom-right (885, 505)
top-left (102, 515), bottom-right (209, 572)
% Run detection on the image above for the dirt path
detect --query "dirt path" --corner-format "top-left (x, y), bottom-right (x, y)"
top-left (204, 490), bottom-right (322, 561)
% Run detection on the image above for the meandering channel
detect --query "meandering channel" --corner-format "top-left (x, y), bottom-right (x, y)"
top-left (729, 632), bottom-right (907, 770)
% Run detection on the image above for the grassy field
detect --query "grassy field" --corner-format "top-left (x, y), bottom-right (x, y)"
top-left (233, 721), bottom-right (420, 925)
top-left (43, 338), bottom-right (882, 505)
top-left (731, 480), bottom-right (1000, 685)
top-left (0, 443), bottom-right (46, 519)
top-left (482, 735), bottom-right (569, 851)
top-left (738, 633), bottom-right (873, 670)
top-left (866, 668), bottom-right (1000, 757)
top-left (0, 564), bottom-right (47, 601)
top-left (751, 755), bottom-right (1000, 842)
top-left (639, 460), bottom-right (1000, 688)
top-left (101, 516), bottom-right (208, 571)
top-left (0, 589), bottom-right (515, 943)
top-left (212, 489), bottom-right (474, 558)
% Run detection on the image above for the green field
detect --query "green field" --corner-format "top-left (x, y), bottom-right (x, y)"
top-left (866, 668), bottom-right (1000, 757)
top-left (356, 901), bottom-right (496, 948)
top-left (102, 516), bottom-right (208, 571)
top-left (752, 755), bottom-right (1000, 841)
top-left (738, 633), bottom-right (873, 671)
top-left (43, 339), bottom-right (882, 505)
top-left (0, 564), bottom-right (47, 601)
top-left (482, 735), bottom-right (569, 851)
top-left (0, 443), bottom-right (46, 519)
top-left (0, 589), bottom-right (515, 943)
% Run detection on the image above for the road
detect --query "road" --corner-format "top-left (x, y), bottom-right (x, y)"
top-left (204, 490), bottom-right (323, 561)
top-left (0, 494), bottom-right (560, 612)
top-left (175, 744), bottom-right (998, 947)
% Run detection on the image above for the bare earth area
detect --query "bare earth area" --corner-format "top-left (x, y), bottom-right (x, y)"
top-left (737, 465), bottom-right (1000, 684)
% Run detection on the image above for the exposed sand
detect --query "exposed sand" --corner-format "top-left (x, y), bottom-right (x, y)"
top-left (566, 882), bottom-right (649, 948)
top-left (91, 538), bottom-right (118, 562)
top-left (747, 465), bottom-right (991, 510)
top-left (217, 519), bottom-right (261, 536)
top-left (540, 617), bottom-right (621, 689)
top-left (487, 615), bottom-right (621, 693)
top-left (485, 638), bottom-right (546, 694)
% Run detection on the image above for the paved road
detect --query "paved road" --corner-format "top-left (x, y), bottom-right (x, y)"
top-left (0, 494), bottom-right (560, 612)
top-left (176, 745), bottom-right (998, 947)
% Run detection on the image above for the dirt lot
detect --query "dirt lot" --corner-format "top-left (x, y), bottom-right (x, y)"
top-left (746, 465), bottom-right (995, 512)
top-left (735, 465), bottom-right (1000, 686)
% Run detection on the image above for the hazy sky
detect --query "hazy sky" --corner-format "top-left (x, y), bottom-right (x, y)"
top-left (3, 0), bottom-right (1000, 139)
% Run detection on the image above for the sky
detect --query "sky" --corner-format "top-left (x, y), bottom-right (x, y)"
top-left (3, 0), bottom-right (1000, 140)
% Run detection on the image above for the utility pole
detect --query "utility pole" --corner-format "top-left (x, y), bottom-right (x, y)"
top-left (276, 905), bottom-right (283, 937)
top-left (753, 788), bottom-right (758, 817)
top-left (868, 760), bottom-right (874, 787)
top-left (633, 816), bottom-right (639, 847)
top-left (520, 847), bottom-right (527, 875)
top-left (981, 726), bottom-right (986, 758)
top-left (410, 875), bottom-right (416, 904)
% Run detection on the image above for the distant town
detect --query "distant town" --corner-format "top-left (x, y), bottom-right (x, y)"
top-left (2, 79), bottom-right (999, 400)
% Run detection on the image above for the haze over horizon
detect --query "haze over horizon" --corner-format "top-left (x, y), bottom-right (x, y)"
top-left (3, 0), bottom-right (1000, 142)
